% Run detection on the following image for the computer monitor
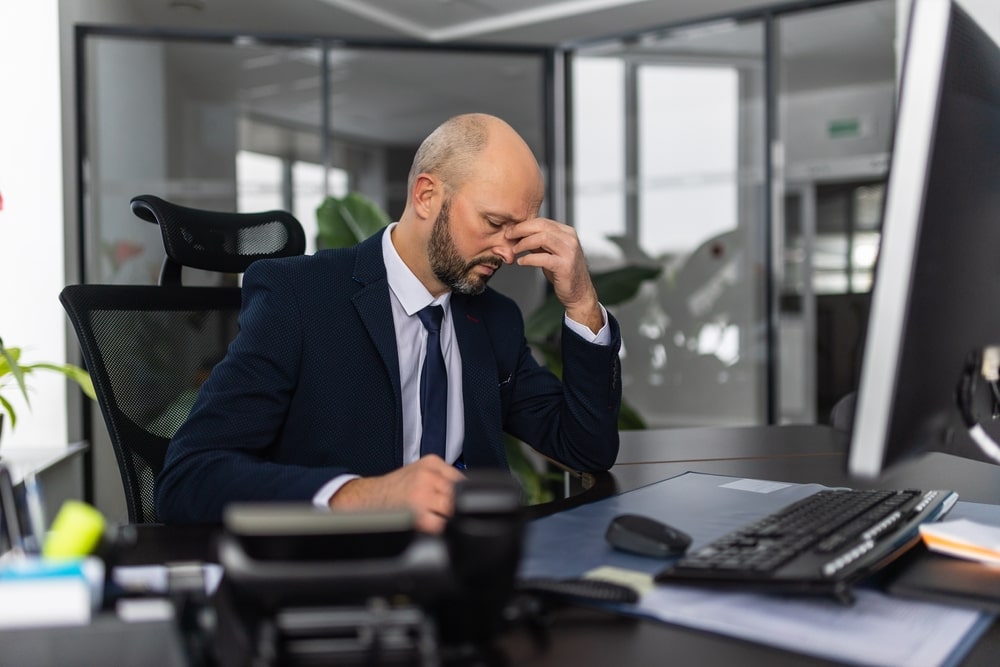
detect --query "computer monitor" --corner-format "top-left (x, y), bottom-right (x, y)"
top-left (848, 0), bottom-right (1000, 478)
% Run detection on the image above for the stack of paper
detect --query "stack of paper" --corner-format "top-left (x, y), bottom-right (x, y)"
top-left (920, 519), bottom-right (1000, 565)
top-left (0, 557), bottom-right (104, 628)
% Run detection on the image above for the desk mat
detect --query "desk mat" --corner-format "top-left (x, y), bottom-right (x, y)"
top-left (520, 471), bottom-right (993, 667)
top-left (520, 470), bottom-right (828, 580)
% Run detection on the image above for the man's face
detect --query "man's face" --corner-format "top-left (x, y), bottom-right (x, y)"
top-left (428, 195), bottom-right (504, 296)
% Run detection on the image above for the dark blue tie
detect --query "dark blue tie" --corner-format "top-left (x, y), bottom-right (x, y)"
top-left (417, 305), bottom-right (447, 458)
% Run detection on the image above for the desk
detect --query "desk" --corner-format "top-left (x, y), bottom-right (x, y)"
top-left (509, 425), bottom-right (1000, 666)
top-left (594, 425), bottom-right (1000, 667)
top-left (8, 426), bottom-right (1000, 666)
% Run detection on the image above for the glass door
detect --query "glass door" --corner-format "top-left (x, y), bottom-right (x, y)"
top-left (570, 19), bottom-right (769, 427)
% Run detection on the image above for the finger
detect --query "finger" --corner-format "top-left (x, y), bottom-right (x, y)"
top-left (508, 225), bottom-right (555, 251)
top-left (418, 454), bottom-right (469, 481)
top-left (504, 218), bottom-right (546, 240)
top-left (431, 488), bottom-right (455, 520)
top-left (516, 250), bottom-right (561, 271)
top-left (514, 232), bottom-right (581, 264)
top-left (423, 483), bottom-right (455, 514)
top-left (415, 510), bottom-right (447, 534)
top-left (506, 218), bottom-right (569, 246)
top-left (439, 463), bottom-right (467, 482)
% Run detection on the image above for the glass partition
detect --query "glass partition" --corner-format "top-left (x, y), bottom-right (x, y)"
top-left (83, 37), bottom-right (326, 285)
top-left (776, 0), bottom-right (895, 423)
top-left (81, 34), bottom-right (548, 285)
top-left (78, 29), bottom-right (552, 518)
top-left (571, 19), bottom-right (768, 427)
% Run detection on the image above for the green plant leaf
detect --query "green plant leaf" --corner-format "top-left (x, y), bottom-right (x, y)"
top-left (524, 264), bottom-right (662, 343)
top-left (618, 400), bottom-right (647, 430)
top-left (1, 339), bottom-right (97, 430)
top-left (504, 437), bottom-right (556, 505)
top-left (316, 192), bottom-right (391, 250)
top-left (25, 363), bottom-right (97, 400)
top-left (524, 295), bottom-right (567, 343)
top-left (0, 394), bottom-right (15, 430)
top-left (0, 345), bottom-right (30, 406)
top-left (593, 265), bottom-right (662, 306)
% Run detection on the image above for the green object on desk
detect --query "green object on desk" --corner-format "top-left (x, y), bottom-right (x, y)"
top-left (43, 500), bottom-right (106, 559)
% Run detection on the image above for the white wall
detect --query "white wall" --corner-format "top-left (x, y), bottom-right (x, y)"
top-left (0, 0), bottom-right (68, 447)
top-left (782, 81), bottom-right (895, 183)
top-left (0, 0), bottom-right (144, 449)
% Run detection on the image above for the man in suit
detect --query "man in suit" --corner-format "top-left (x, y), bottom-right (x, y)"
top-left (155, 113), bottom-right (622, 530)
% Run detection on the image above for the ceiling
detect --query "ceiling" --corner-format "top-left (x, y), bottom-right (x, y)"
top-left (132, 0), bottom-right (775, 46)
top-left (101, 0), bottom-right (896, 153)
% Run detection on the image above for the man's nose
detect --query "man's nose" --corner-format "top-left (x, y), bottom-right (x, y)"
top-left (492, 238), bottom-right (516, 265)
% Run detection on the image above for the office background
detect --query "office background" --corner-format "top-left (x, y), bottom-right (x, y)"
top-left (0, 0), bottom-right (997, 522)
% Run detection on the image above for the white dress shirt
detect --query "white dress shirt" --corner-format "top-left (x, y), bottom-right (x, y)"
top-left (313, 223), bottom-right (611, 507)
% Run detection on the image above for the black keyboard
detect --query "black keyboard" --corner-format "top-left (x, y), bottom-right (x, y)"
top-left (654, 487), bottom-right (958, 603)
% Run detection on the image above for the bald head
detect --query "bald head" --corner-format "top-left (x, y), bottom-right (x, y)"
top-left (406, 113), bottom-right (538, 195)
top-left (393, 113), bottom-right (546, 296)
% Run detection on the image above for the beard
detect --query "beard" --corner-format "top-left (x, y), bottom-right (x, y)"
top-left (428, 197), bottom-right (503, 296)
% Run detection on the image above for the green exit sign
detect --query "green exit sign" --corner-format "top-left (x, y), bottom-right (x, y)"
top-left (828, 117), bottom-right (864, 139)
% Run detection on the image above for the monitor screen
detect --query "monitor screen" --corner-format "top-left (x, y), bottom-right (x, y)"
top-left (849, 0), bottom-right (1000, 478)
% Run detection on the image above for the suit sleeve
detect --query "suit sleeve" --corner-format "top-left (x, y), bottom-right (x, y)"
top-left (155, 260), bottom-right (354, 524)
top-left (501, 309), bottom-right (622, 472)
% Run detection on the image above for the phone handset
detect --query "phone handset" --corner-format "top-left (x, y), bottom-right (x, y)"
top-left (437, 470), bottom-right (525, 648)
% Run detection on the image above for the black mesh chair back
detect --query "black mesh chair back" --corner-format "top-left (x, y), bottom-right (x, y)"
top-left (131, 193), bottom-right (306, 285)
top-left (61, 195), bottom-right (305, 523)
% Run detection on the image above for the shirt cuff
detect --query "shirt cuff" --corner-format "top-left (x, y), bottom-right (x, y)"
top-left (312, 474), bottom-right (361, 508)
top-left (564, 304), bottom-right (612, 346)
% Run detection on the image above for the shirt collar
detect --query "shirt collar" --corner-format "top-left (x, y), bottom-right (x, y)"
top-left (382, 222), bottom-right (451, 316)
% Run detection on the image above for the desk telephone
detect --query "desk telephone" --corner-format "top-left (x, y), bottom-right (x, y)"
top-left (212, 471), bottom-right (526, 666)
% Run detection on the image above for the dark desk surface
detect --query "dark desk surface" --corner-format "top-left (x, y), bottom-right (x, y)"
top-left (605, 424), bottom-right (1000, 667)
top-left (28, 425), bottom-right (1000, 666)
top-left (613, 424), bottom-right (1000, 505)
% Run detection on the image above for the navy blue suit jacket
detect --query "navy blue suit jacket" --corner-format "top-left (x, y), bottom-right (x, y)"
top-left (155, 229), bottom-right (622, 523)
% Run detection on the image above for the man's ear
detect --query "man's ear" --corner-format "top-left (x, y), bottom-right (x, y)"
top-left (411, 173), bottom-right (439, 220)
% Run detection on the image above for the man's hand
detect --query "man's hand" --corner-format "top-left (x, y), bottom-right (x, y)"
top-left (506, 218), bottom-right (603, 334)
top-left (329, 455), bottom-right (466, 533)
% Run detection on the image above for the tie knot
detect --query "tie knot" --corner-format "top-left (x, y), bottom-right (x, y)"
top-left (417, 305), bottom-right (444, 334)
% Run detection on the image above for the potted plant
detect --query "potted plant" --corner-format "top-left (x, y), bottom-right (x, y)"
top-left (316, 192), bottom-right (392, 251)
top-left (0, 337), bottom-right (96, 442)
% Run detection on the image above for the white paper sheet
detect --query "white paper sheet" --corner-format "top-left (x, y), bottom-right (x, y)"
top-left (611, 572), bottom-right (987, 667)
top-left (920, 519), bottom-right (1000, 565)
top-left (586, 564), bottom-right (986, 667)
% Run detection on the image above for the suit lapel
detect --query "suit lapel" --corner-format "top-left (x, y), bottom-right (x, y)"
top-left (348, 232), bottom-right (505, 469)
top-left (350, 230), bottom-right (404, 466)
top-left (451, 295), bottom-right (506, 467)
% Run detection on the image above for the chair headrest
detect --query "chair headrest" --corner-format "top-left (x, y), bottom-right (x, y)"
top-left (130, 194), bottom-right (306, 276)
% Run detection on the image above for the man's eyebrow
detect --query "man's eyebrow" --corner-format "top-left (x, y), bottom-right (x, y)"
top-left (483, 210), bottom-right (523, 224)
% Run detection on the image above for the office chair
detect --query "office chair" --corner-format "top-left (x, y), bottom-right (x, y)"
top-left (829, 391), bottom-right (857, 432)
top-left (61, 194), bottom-right (306, 523)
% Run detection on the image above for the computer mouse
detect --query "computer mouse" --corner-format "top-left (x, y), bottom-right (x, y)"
top-left (605, 513), bottom-right (692, 558)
